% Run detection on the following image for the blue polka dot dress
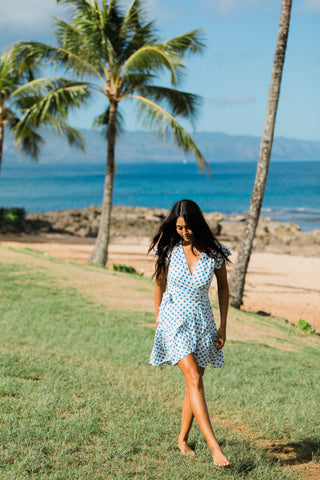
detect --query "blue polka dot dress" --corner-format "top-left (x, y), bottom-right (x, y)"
top-left (149, 241), bottom-right (231, 368)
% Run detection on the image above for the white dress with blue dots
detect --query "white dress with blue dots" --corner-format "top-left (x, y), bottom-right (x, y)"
top-left (149, 241), bottom-right (231, 368)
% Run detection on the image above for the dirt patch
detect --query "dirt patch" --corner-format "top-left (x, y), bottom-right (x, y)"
top-left (0, 246), bottom-right (154, 313)
top-left (263, 440), bottom-right (320, 480)
top-left (1, 244), bottom-right (319, 356)
top-left (289, 464), bottom-right (320, 480)
top-left (1, 238), bottom-right (319, 331)
top-left (216, 418), bottom-right (320, 479)
top-left (263, 439), bottom-right (318, 465)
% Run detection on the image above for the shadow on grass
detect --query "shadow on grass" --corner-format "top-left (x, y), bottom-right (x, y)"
top-left (266, 438), bottom-right (320, 465)
top-left (183, 437), bottom-right (278, 476)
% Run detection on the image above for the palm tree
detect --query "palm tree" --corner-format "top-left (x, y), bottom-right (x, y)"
top-left (14, 0), bottom-right (206, 267)
top-left (0, 47), bottom-right (88, 174)
top-left (229, 0), bottom-right (292, 308)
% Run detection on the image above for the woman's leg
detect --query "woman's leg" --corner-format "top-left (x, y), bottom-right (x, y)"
top-left (178, 367), bottom-right (205, 456)
top-left (178, 353), bottom-right (230, 466)
top-left (178, 379), bottom-right (195, 455)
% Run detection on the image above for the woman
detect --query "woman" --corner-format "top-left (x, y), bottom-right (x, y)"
top-left (149, 199), bottom-right (231, 467)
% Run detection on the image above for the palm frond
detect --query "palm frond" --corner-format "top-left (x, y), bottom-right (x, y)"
top-left (12, 41), bottom-right (103, 82)
top-left (0, 50), bottom-right (19, 100)
top-left (136, 85), bottom-right (201, 121)
top-left (160, 30), bottom-right (205, 56)
top-left (119, 0), bottom-right (154, 41)
top-left (106, 0), bottom-right (120, 17)
top-left (103, 1), bottom-right (136, 70)
top-left (120, 0), bottom-right (143, 37)
top-left (56, 0), bottom-right (94, 16)
top-left (6, 114), bottom-right (20, 130)
top-left (121, 71), bottom-right (155, 93)
top-left (54, 16), bottom-right (84, 50)
top-left (17, 129), bottom-right (44, 159)
top-left (121, 45), bottom-right (181, 86)
top-left (13, 111), bottom-right (86, 156)
top-left (54, 8), bottom-right (119, 76)
top-left (9, 115), bottom-right (45, 160)
top-left (0, 50), bottom-right (15, 76)
top-left (130, 95), bottom-right (208, 171)
top-left (12, 78), bottom-right (90, 122)
top-left (12, 78), bottom-right (89, 157)
top-left (3, 108), bottom-right (17, 125)
top-left (56, 1), bottom-right (115, 69)
top-left (53, 14), bottom-right (111, 75)
top-left (0, 49), bottom-right (37, 102)
top-left (44, 114), bottom-right (86, 153)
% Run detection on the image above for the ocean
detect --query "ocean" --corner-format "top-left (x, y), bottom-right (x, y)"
top-left (0, 160), bottom-right (319, 232)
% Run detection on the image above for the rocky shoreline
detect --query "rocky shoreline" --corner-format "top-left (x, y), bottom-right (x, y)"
top-left (1, 205), bottom-right (319, 257)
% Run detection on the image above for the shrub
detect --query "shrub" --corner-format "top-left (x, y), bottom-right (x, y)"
top-left (112, 263), bottom-right (138, 274)
top-left (0, 207), bottom-right (26, 227)
top-left (296, 318), bottom-right (315, 334)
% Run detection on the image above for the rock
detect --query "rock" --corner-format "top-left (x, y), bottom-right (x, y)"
top-left (205, 219), bottom-right (221, 236)
top-left (265, 221), bottom-right (301, 236)
top-left (219, 221), bottom-right (244, 240)
top-left (25, 218), bottom-right (53, 233)
top-left (229, 215), bottom-right (246, 222)
top-left (205, 212), bottom-right (225, 222)
top-left (256, 310), bottom-right (271, 316)
top-left (0, 222), bottom-right (21, 233)
top-left (0, 205), bottom-right (312, 258)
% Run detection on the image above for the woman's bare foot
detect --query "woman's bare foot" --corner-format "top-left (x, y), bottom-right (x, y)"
top-left (177, 439), bottom-right (195, 457)
top-left (212, 447), bottom-right (230, 466)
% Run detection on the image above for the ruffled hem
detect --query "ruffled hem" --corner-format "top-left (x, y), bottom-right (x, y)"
top-left (149, 354), bottom-right (224, 369)
top-left (149, 344), bottom-right (225, 368)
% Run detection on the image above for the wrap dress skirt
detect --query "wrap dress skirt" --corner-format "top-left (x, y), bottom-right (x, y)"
top-left (149, 241), bottom-right (231, 368)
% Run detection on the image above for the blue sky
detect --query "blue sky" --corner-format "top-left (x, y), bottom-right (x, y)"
top-left (1, 0), bottom-right (319, 141)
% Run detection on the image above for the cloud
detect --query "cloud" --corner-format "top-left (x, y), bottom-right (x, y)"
top-left (201, 0), bottom-right (278, 16)
top-left (0, 0), bottom-right (179, 50)
top-left (202, 0), bottom-right (320, 15)
top-left (299, 0), bottom-right (320, 12)
top-left (212, 94), bottom-right (255, 107)
top-left (119, 0), bottom-right (180, 21)
top-left (144, 0), bottom-right (183, 21)
top-left (0, 0), bottom-right (60, 31)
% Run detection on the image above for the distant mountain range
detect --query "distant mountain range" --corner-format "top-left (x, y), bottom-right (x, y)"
top-left (4, 129), bottom-right (320, 164)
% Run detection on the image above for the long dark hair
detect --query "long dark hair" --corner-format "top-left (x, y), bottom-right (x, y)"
top-left (148, 199), bottom-right (229, 280)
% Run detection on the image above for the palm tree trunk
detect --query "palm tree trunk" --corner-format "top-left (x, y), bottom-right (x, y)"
top-left (229, 0), bottom-right (292, 308)
top-left (0, 124), bottom-right (3, 174)
top-left (89, 100), bottom-right (118, 267)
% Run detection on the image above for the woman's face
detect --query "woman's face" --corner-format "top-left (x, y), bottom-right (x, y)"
top-left (176, 216), bottom-right (193, 242)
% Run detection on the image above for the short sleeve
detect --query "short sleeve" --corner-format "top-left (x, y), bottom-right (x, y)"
top-left (213, 243), bottom-right (231, 270)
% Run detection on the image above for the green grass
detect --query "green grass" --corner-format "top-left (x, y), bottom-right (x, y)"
top-left (0, 261), bottom-right (319, 479)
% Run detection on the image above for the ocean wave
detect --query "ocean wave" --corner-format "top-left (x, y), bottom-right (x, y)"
top-left (262, 207), bottom-right (320, 216)
top-left (225, 208), bottom-right (320, 232)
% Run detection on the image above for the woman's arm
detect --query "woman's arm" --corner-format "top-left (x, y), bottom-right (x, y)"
top-left (215, 262), bottom-right (229, 350)
top-left (154, 275), bottom-right (167, 327)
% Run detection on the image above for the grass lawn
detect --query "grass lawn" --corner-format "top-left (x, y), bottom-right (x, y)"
top-left (0, 254), bottom-right (319, 480)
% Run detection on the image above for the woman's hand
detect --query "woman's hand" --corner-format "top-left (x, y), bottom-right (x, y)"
top-left (215, 262), bottom-right (229, 350)
top-left (216, 326), bottom-right (226, 350)
top-left (154, 276), bottom-right (167, 327)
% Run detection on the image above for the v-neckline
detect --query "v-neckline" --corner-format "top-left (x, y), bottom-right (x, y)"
top-left (180, 242), bottom-right (203, 277)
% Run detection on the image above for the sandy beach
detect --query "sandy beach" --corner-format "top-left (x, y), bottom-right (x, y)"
top-left (1, 234), bottom-right (319, 331)
top-left (1, 204), bottom-right (319, 331)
